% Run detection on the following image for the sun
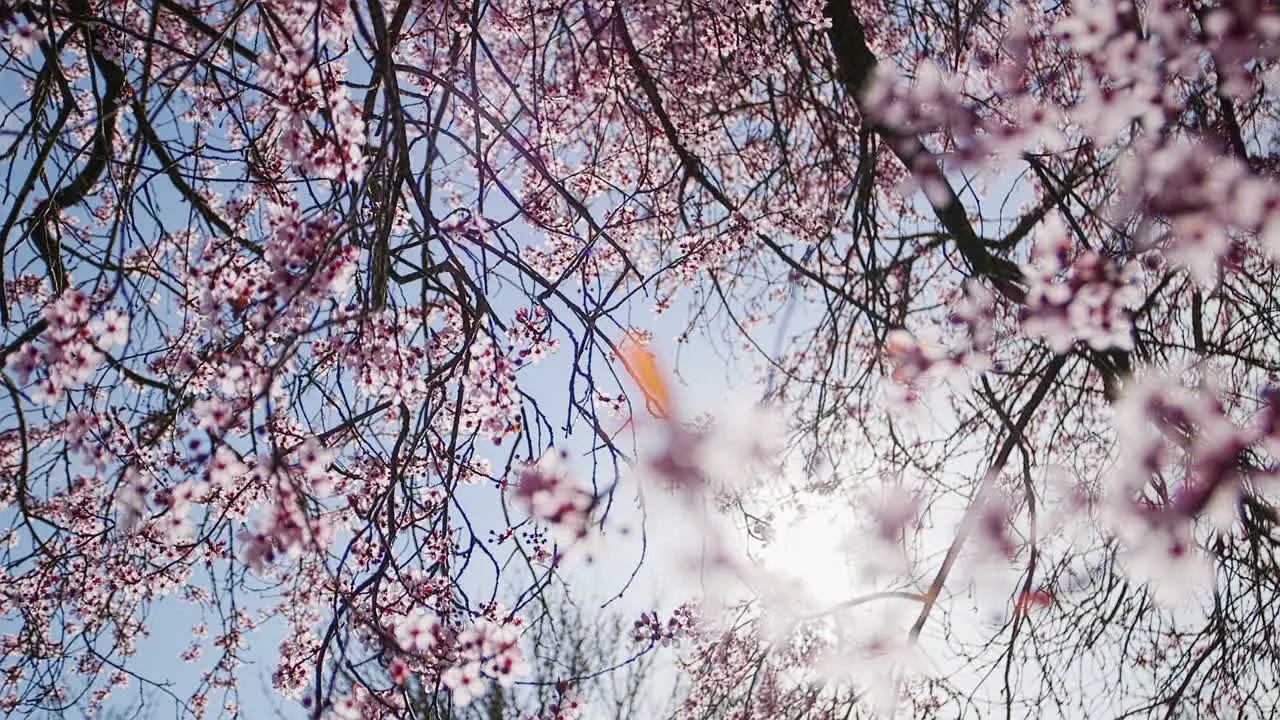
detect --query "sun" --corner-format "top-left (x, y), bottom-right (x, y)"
top-left (756, 501), bottom-right (865, 610)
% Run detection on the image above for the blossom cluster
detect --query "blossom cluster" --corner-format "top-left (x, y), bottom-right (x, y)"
top-left (513, 450), bottom-right (596, 552)
top-left (631, 603), bottom-right (701, 648)
top-left (385, 611), bottom-right (531, 708)
top-left (1103, 372), bottom-right (1280, 604)
top-left (4, 289), bottom-right (128, 405)
top-left (880, 280), bottom-right (997, 407)
top-left (1020, 213), bottom-right (1142, 354)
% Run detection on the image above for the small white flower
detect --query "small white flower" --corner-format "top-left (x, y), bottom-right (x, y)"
top-left (441, 662), bottom-right (485, 706)
top-left (89, 310), bottom-right (129, 349)
top-left (394, 610), bottom-right (436, 653)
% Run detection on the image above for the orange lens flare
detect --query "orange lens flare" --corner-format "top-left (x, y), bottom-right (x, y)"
top-left (619, 332), bottom-right (672, 420)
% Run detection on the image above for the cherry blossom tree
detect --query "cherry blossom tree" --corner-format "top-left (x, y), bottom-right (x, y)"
top-left (1, 0), bottom-right (1279, 717)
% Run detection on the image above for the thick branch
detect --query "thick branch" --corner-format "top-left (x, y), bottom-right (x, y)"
top-left (823, 0), bottom-right (1025, 303)
top-left (29, 2), bottom-right (127, 294)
